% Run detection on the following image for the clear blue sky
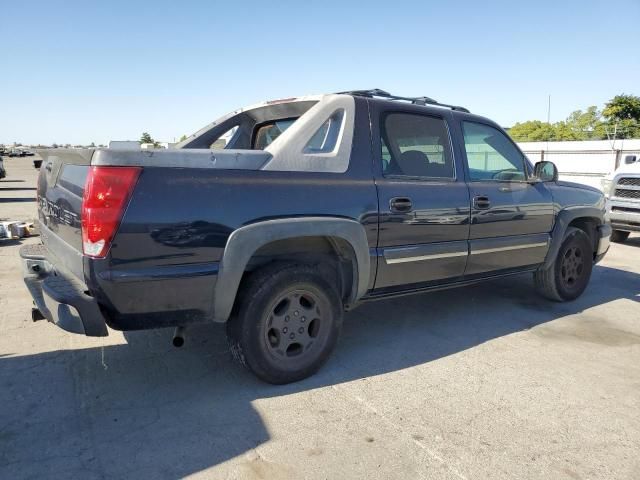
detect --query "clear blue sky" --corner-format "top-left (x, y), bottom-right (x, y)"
top-left (1, 0), bottom-right (639, 145)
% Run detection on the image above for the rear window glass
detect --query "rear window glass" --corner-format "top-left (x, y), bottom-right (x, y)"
top-left (253, 119), bottom-right (297, 149)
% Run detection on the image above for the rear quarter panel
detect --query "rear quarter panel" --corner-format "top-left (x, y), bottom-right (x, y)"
top-left (87, 99), bottom-right (378, 329)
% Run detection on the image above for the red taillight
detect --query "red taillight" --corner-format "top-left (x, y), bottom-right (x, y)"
top-left (81, 166), bottom-right (141, 258)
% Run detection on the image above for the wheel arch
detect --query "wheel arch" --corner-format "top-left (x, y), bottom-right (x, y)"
top-left (543, 207), bottom-right (605, 269)
top-left (212, 217), bottom-right (370, 322)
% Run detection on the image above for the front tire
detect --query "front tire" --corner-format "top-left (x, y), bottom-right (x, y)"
top-left (534, 227), bottom-right (594, 302)
top-left (227, 262), bottom-right (343, 384)
top-left (610, 230), bottom-right (630, 243)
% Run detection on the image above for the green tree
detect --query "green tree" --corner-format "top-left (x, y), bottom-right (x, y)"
top-left (551, 121), bottom-right (579, 141)
top-left (603, 94), bottom-right (640, 121)
top-left (508, 93), bottom-right (640, 142)
top-left (602, 94), bottom-right (640, 139)
top-left (563, 106), bottom-right (606, 140)
top-left (508, 121), bottom-right (556, 141)
top-left (179, 134), bottom-right (188, 142)
top-left (140, 132), bottom-right (154, 144)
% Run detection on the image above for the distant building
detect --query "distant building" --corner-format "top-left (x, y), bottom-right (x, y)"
top-left (110, 141), bottom-right (176, 150)
top-left (109, 141), bottom-right (140, 150)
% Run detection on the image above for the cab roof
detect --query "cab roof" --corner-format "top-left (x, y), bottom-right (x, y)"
top-left (339, 88), bottom-right (470, 113)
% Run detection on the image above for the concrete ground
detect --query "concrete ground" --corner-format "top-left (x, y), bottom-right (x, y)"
top-left (1, 155), bottom-right (639, 480)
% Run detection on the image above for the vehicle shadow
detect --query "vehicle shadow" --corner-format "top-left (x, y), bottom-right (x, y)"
top-left (0, 198), bottom-right (35, 203)
top-left (1, 265), bottom-right (638, 478)
top-left (622, 234), bottom-right (640, 247)
top-left (0, 239), bottom-right (25, 247)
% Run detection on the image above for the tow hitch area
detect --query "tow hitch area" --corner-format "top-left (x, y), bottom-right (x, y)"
top-left (31, 308), bottom-right (46, 322)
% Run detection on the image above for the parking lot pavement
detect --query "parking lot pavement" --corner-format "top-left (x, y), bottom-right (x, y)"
top-left (0, 155), bottom-right (639, 479)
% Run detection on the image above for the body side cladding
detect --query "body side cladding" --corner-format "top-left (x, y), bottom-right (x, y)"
top-left (543, 206), bottom-right (606, 269)
top-left (212, 217), bottom-right (370, 322)
top-left (363, 266), bottom-right (538, 301)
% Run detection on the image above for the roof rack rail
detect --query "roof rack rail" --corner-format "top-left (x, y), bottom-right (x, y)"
top-left (338, 88), bottom-right (470, 113)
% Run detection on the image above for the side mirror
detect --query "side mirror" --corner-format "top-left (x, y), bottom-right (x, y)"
top-left (625, 155), bottom-right (637, 165)
top-left (533, 161), bottom-right (558, 182)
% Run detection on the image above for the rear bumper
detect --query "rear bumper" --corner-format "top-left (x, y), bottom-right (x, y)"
top-left (21, 244), bottom-right (108, 337)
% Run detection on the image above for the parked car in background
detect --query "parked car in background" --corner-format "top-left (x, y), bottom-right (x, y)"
top-left (22, 89), bottom-right (611, 384)
top-left (602, 155), bottom-right (640, 242)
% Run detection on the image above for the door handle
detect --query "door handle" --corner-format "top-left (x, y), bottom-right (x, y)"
top-left (473, 195), bottom-right (490, 210)
top-left (390, 197), bottom-right (413, 213)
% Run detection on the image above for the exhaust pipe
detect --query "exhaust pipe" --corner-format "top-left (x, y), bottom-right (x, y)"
top-left (172, 326), bottom-right (185, 348)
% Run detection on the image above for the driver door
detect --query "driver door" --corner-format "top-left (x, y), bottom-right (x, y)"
top-left (460, 121), bottom-right (554, 276)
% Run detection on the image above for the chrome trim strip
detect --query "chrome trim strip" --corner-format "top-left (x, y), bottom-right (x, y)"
top-left (385, 250), bottom-right (468, 264)
top-left (470, 241), bottom-right (548, 255)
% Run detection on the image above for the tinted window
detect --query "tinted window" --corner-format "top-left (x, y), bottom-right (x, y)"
top-left (381, 113), bottom-right (454, 178)
top-left (304, 109), bottom-right (344, 154)
top-left (210, 125), bottom-right (238, 149)
top-left (462, 122), bottom-right (526, 181)
top-left (253, 119), bottom-right (297, 149)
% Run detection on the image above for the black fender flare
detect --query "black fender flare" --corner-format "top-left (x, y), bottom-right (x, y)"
top-left (542, 206), bottom-right (605, 269)
top-left (212, 217), bottom-right (370, 322)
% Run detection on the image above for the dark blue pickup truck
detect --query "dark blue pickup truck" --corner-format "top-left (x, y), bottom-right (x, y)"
top-left (22, 89), bottom-right (611, 383)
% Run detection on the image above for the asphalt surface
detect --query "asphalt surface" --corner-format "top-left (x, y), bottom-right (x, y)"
top-left (1, 155), bottom-right (639, 479)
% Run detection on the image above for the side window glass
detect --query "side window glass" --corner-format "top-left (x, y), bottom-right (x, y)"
top-left (210, 125), bottom-right (238, 149)
top-left (381, 113), bottom-right (454, 178)
top-left (304, 109), bottom-right (344, 154)
top-left (381, 137), bottom-right (392, 172)
top-left (462, 122), bottom-right (526, 181)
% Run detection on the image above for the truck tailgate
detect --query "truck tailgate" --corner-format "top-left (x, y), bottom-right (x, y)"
top-left (36, 149), bottom-right (93, 280)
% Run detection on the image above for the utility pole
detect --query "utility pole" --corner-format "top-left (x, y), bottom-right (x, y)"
top-left (546, 94), bottom-right (551, 148)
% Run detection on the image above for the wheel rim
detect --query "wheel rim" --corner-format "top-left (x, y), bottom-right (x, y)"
top-left (263, 288), bottom-right (326, 361)
top-left (560, 245), bottom-right (584, 289)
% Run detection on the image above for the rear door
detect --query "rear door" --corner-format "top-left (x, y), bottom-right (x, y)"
top-left (371, 103), bottom-right (471, 291)
top-left (457, 120), bottom-right (554, 276)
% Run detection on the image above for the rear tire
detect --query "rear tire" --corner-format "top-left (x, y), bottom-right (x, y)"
top-left (227, 262), bottom-right (343, 384)
top-left (610, 230), bottom-right (630, 243)
top-left (534, 227), bottom-right (594, 302)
